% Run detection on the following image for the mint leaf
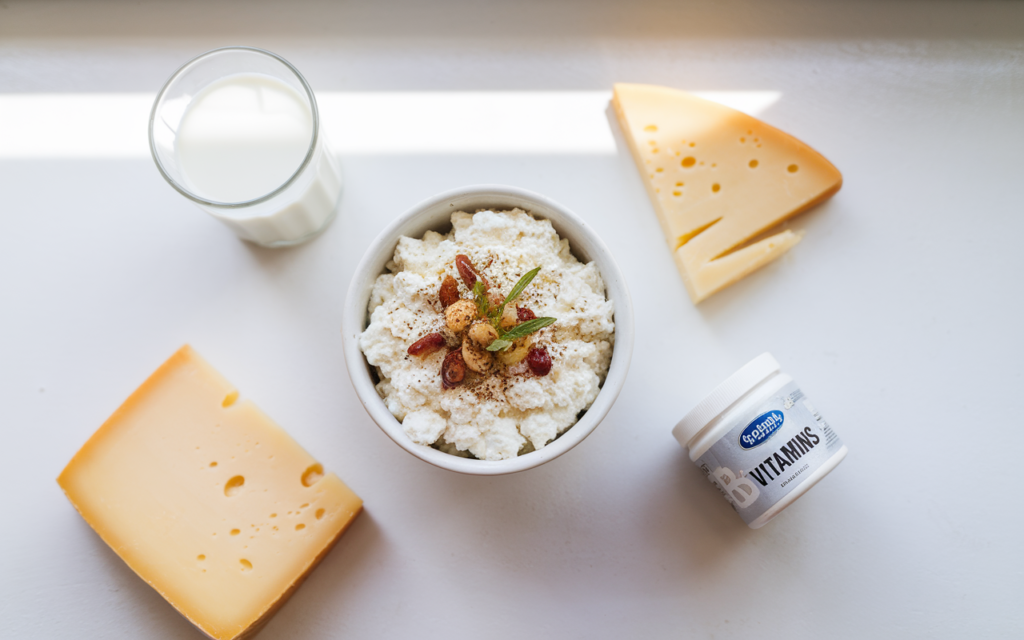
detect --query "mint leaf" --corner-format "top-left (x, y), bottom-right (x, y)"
top-left (500, 317), bottom-right (556, 342)
top-left (504, 267), bottom-right (541, 307)
top-left (485, 339), bottom-right (514, 352)
top-left (472, 280), bottom-right (489, 318)
top-left (492, 266), bottom-right (541, 327)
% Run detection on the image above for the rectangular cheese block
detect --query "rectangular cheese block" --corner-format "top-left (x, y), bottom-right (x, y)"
top-left (612, 83), bottom-right (843, 303)
top-left (58, 346), bottom-right (362, 640)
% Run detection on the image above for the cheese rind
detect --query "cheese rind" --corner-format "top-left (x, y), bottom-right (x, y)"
top-left (58, 346), bottom-right (362, 640)
top-left (612, 83), bottom-right (842, 302)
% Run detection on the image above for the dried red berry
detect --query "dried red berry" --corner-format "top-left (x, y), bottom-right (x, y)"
top-left (439, 275), bottom-right (460, 308)
top-left (527, 346), bottom-right (552, 376)
top-left (455, 254), bottom-right (477, 290)
top-left (441, 349), bottom-right (467, 388)
top-left (408, 333), bottom-right (446, 357)
top-left (517, 306), bottom-right (536, 322)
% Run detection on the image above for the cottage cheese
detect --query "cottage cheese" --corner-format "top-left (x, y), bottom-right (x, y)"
top-left (359, 209), bottom-right (615, 461)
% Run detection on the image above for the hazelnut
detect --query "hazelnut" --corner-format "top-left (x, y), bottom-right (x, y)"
top-left (444, 299), bottom-right (477, 333)
top-left (467, 321), bottom-right (499, 349)
top-left (461, 335), bottom-right (495, 374)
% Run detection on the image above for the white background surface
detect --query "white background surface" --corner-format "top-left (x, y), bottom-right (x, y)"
top-left (2, 1), bottom-right (1022, 638)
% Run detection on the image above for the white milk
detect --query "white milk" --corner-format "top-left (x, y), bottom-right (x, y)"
top-left (174, 73), bottom-right (342, 246)
top-left (177, 74), bottom-right (312, 203)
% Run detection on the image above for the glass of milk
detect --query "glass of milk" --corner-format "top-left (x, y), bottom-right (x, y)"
top-left (149, 47), bottom-right (342, 247)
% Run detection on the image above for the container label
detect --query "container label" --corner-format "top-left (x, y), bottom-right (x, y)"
top-left (694, 382), bottom-right (844, 526)
top-left (739, 410), bottom-right (785, 449)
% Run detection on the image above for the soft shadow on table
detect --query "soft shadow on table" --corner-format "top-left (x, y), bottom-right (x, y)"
top-left (238, 225), bottom-right (328, 274)
top-left (235, 176), bottom-right (356, 268)
top-left (233, 186), bottom-right (374, 315)
top-left (259, 510), bottom-right (383, 640)
top-left (404, 433), bottom-right (749, 587)
top-left (693, 199), bottom-right (840, 325)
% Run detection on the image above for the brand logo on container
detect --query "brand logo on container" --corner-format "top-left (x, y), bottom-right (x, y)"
top-left (739, 410), bottom-right (785, 450)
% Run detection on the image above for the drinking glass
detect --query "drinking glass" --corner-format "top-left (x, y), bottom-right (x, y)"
top-left (149, 47), bottom-right (342, 247)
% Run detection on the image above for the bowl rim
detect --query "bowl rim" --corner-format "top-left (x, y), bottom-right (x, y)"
top-left (341, 184), bottom-right (634, 475)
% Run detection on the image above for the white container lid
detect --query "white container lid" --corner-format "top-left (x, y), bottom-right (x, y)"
top-left (672, 352), bottom-right (781, 448)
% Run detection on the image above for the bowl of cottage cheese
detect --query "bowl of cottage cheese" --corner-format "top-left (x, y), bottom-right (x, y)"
top-left (342, 185), bottom-right (633, 475)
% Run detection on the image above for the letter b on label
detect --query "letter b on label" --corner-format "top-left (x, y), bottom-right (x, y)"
top-left (711, 467), bottom-right (761, 508)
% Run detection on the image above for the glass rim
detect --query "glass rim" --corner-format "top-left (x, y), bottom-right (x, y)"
top-left (148, 46), bottom-right (321, 209)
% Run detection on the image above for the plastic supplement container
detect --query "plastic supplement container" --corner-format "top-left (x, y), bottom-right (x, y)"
top-left (673, 353), bottom-right (848, 529)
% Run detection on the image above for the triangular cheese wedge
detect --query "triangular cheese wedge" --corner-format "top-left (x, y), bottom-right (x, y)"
top-left (612, 83), bottom-right (842, 303)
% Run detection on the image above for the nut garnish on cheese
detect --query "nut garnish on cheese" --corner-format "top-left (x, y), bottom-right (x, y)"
top-left (359, 210), bottom-right (615, 460)
top-left (612, 83), bottom-right (843, 303)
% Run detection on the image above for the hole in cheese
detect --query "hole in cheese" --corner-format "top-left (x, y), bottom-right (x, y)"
top-left (644, 124), bottom-right (658, 132)
top-left (209, 461), bottom-right (217, 467)
top-left (222, 391), bottom-right (239, 408)
top-left (681, 156), bottom-right (696, 168)
top-left (788, 164), bottom-right (799, 173)
top-left (749, 160), bottom-right (759, 168)
top-left (295, 524), bottom-right (305, 531)
top-left (239, 559), bottom-right (252, 571)
top-left (315, 508), bottom-right (325, 520)
top-left (712, 183), bottom-right (721, 193)
top-left (301, 465), bottom-right (323, 488)
top-left (224, 475), bottom-right (245, 497)
top-left (230, 528), bottom-right (240, 536)
top-left (197, 554), bottom-right (205, 561)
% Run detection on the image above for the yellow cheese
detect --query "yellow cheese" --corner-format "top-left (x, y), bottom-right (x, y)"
top-left (612, 83), bottom-right (842, 303)
top-left (58, 346), bottom-right (362, 640)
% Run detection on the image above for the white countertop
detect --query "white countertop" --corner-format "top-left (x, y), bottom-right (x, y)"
top-left (2, 1), bottom-right (1022, 637)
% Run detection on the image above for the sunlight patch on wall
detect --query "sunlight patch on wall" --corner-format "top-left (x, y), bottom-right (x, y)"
top-left (0, 91), bottom-right (781, 158)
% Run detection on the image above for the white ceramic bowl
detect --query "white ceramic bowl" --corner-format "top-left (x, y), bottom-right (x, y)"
top-left (342, 185), bottom-right (634, 475)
